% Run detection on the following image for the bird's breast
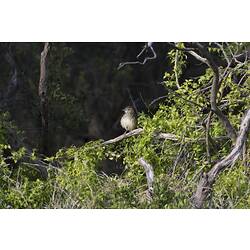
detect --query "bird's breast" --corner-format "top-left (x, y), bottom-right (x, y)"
top-left (120, 115), bottom-right (137, 131)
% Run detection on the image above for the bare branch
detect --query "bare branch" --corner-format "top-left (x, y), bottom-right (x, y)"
top-left (192, 109), bottom-right (250, 208)
top-left (102, 128), bottom-right (178, 145)
top-left (103, 128), bottom-right (143, 145)
top-left (118, 42), bottom-right (157, 70)
top-left (138, 157), bottom-right (154, 201)
top-left (102, 128), bottom-right (228, 145)
top-left (187, 50), bottom-right (209, 65)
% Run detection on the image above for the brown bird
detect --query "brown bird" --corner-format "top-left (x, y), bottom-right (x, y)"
top-left (120, 106), bottom-right (138, 132)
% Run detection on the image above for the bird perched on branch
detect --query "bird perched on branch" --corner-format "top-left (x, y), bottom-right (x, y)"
top-left (120, 106), bottom-right (137, 132)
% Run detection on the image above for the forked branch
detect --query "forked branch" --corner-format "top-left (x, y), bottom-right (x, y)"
top-left (190, 43), bottom-right (237, 142)
top-left (118, 42), bottom-right (157, 70)
top-left (192, 109), bottom-right (250, 208)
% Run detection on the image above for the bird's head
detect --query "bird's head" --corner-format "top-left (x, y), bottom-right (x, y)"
top-left (123, 106), bottom-right (135, 114)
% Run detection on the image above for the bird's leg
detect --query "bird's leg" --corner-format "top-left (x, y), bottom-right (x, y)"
top-left (123, 130), bottom-right (128, 135)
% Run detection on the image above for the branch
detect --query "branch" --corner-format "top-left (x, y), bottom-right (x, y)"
top-left (118, 42), bottom-right (157, 70)
top-left (102, 128), bottom-right (228, 145)
top-left (187, 50), bottom-right (209, 65)
top-left (102, 128), bottom-right (178, 145)
top-left (215, 42), bottom-right (230, 65)
top-left (103, 128), bottom-right (143, 145)
top-left (192, 109), bottom-right (250, 208)
top-left (138, 157), bottom-right (154, 202)
top-left (189, 43), bottom-right (237, 142)
top-left (174, 49), bottom-right (181, 89)
top-left (149, 88), bottom-right (204, 109)
top-left (204, 111), bottom-right (213, 163)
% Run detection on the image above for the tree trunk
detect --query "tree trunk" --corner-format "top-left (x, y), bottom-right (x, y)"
top-left (38, 42), bottom-right (50, 155)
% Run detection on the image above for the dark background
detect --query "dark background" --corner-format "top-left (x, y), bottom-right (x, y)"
top-left (0, 42), bottom-right (206, 155)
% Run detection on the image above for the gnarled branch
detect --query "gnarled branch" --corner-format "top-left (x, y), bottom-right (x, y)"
top-left (192, 109), bottom-right (250, 208)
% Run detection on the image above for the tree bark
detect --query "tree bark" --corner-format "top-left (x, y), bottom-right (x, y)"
top-left (192, 109), bottom-right (250, 208)
top-left (38, 42), bottom-right (50, 155)
top-left (191, 43), bottom-right (237, 142)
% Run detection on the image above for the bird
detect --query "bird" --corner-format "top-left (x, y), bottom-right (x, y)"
top-left (120, 106), bottom-right (137, 132)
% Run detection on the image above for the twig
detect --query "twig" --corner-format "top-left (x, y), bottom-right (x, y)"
top-left (149, 88), bottom-right (204, 109)
top-left (205, 111), bottom-right (212, 163)
top-left (126, 87), bottom-right (138, 113)
top-left (215, 42), bottom-right (230, 65)
top-left (174, 50), bottom-right (181, 89)
top-left (187, 50), bottom-right (209, 65)
top-left (171, 140), bottom-right (186, 177)
top-left (118, 42), bottom-right (157, 70)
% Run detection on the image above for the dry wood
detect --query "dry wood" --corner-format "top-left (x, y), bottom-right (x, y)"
top-left (138, 157), bottom-right (154, 201)
top-left (38, 42), bottom-right (50, 155)
top-left (103, 128), bottom-right (179, 145)
top-left (102, 128), bottom-right (228, 145)
top-left (192, 109), bottom-right (250, 208)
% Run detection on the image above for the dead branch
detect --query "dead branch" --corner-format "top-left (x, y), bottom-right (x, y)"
top-left (103, 128), bottom-right (143, 145)
top-left (192, 109), bottom-right (250, 208)
top-left (38, 42), bottom-right (50, 155)
top-left (102, 128), bottom-right (228, 145)
top-left (102, 128), bottom-right (178, 145)
top-left (118, 42), bottom-right (157, 70)
top-left (138, 157), bottom-right (154, 201)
